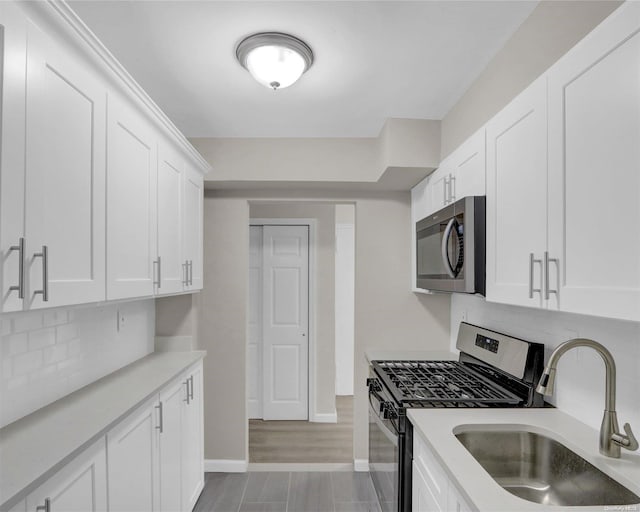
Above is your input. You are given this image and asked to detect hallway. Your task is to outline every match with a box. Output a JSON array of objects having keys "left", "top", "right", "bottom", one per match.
[{"left": 249, "top": 396, "right": 353, "bottom": 463}]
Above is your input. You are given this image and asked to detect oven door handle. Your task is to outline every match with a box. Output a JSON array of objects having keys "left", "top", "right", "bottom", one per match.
[{"left": 369, "top": 399, "right": 399, "bottom": 447}]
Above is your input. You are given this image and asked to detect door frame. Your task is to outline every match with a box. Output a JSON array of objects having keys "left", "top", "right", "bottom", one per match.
[{"left": 248, "top": 218, "right": 318, "bottom": 422}]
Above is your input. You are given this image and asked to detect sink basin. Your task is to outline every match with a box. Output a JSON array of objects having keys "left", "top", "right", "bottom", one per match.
[{"left": 455, "top": 429, "right": 640, "bottom": 506}]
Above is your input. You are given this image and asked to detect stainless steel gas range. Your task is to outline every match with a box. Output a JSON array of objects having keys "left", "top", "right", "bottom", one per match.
[{"left": 367, "top": 322, "right": 546, "bottom": 512}]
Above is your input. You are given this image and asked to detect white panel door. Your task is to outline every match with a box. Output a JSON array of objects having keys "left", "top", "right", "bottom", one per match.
[
  {"left": 262, "top": 225, "right": 309, "bottom": 421},
  {"left": 485, "top": 77, "right": 548, "bottom": 308},
  {"left": 158, "top": 379, "right": 184, "bottom": 512},
  {"left": 106, "top": 94, "right": 157, "bottom": 300},
  {"left": 248, "top": 226, "right": 264, "bottom": 419},
  {"left": 182, "top": 363, "right": 204, "bottom": 512},
  {"left": 24, "top": 21, "right": 106, "bottom": 309},
  {"left": 107, "top": 397, "right": 160, "bottom": 512},
  {"left": 157, "top": 141, "right": 184, "bottom": 294},
  {"left": 26, "top": 439, "right": 107, "bottom": 512},
  {"left": 547, "top": 3, "right": 640, "bottom": 321},
  {"left": 0, "top": 2, "right": 27, "bottom": 312},
  {"left": 183, "top": 165, "right": 203, "bottom": 290}
]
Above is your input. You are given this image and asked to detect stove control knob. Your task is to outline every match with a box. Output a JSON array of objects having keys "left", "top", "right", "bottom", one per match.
[
  {"left": 366, "top": 378, "right": 382, "bottom": 392},
  {"left": 381, "top": 402, "right": 397, "bottom": 420}
]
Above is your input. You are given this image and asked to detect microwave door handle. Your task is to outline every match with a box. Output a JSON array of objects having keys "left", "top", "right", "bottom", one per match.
[{"left": 441, "top": 218, "right": 458, "bottom": 278}]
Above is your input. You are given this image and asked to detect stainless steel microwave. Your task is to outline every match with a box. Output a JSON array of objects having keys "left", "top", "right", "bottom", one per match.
[{"left": 416, "top": 196, "right": 485, "bottom": 294}]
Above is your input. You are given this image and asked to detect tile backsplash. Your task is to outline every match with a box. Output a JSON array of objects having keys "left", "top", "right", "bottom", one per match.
[
  {"left": 0, "top": 300, "right": 155, "bottom": 428},
  {"left": 451, "top": 294, "right": 640, "bottom": 433}
]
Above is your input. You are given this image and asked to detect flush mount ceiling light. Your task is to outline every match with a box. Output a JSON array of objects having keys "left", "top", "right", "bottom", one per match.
[{"left": 236, "top": 32, "right": 314, "bottom": 90}]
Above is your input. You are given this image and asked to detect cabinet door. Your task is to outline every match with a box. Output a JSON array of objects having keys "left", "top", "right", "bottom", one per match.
[
  {"left": 24, "top": 21, "right": 106, "bottom": 309},
  {"left": 427, "top": 166, "right": 451, "bottom": 213},
  {"left": 447, "top": 485, "right": 472, "bottom": 512},
  {"left": 107, "top": 397, "right": 160, "bottom": 512},
  {"left": 183, "top": 166, "right": 203, "bottom": 290},
  {"left": 0, "top": 2, "right": 27, "bottom": 312},
  {"left": 106, "top": 94, "right": 157, "bottom": 300},
  {"left": 158, "top": 379, "right": 185, "bottom": 512},
  {"left": 449, "top": 129, "right": 486, "bottom": 201},
  {"left": 157, "top": 141, "right": 185, "bottom": 294},
  {"left": 485, "top": 77, "right": 548, "bottom": 308},
  {"left": 547, "top": 3, "right": 640, "bottom": 321},
  {"left": 412, "top": 462, "right": 443, "bottom": 512},
  {"left": 182, "top": 363, "right": 204, "bottom": 511},
  {"left": 26, "top": 439, "right": 107, "bottom": 512}
]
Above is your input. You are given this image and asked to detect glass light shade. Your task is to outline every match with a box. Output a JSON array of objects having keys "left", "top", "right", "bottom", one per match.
[
  {"left": 236, "top": 33, "right": 313, "bottom": 90},
  {"left": 245, "top": 45, "right": 306, "bottom": 90}
]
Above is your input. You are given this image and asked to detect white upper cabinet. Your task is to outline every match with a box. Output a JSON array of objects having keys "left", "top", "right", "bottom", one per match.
[
  {"left": 547, "top": 2, "right": 640, "bottom": 321},
  {"left": 183, "top": 165, "right": 204, "bottom": 291},
  {"left": 0, "top": 1, "right": 209, "bottom": 311},
  {"left": 449, "top": 128, "right": 486, "bottom": 201},
  {"left": 24, "top": 20, "right": 106, "bottom": 309},
  {"left": 485, "top": 77, "right": 548, "bottom": 309},
  {"left": 157, "top": 140, "right": 185, "bottom": 295},
  {"left": 0, "top": 2, "right": 27, "bottom": 313},
  {"left": 106, "top": 94, "right": 158, "bottom": 300}
]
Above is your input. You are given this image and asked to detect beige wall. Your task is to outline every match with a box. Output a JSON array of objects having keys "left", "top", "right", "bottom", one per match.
[
  {"left": 195, "top": 196, "right": 250, "bottom": 461},
  {"left": 191, "top": 118, "right": 440, "bottom": 185},
  {"left": 195, "top": 186, "right": 450, "bottom": 462},
  {"left": 440, "top": 0, "right": 622, "bottom": 158},
  {"left": 155, "top": 294, "right": 195, "bottom": 337},
  {"left": 249, "top": 202, "right": 337, "bottom": 416}
]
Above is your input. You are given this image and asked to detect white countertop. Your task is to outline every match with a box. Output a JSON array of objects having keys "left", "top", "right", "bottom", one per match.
[
  {"left": 365, "top": 349, "right": 457, "bottom": 363},
  {"left": 0, "top": 350, "right": 205, "bottom": 508},
  {"left": 407, "top": 408, "right": 640, "bottom": 511}
]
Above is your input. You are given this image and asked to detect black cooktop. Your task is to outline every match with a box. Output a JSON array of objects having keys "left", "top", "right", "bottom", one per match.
[{"left": 372, "top": 360, "right": 523, "bottom": 408}]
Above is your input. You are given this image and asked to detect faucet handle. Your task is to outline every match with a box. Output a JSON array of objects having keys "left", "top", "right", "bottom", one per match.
[{"left": 612, "top": 423, "right": 639, "bottom": 451}]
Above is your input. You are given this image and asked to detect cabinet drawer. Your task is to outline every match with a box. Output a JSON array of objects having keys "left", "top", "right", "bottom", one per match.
[{"left": 413, "top": 432, "right": 448, "bottom": 506}]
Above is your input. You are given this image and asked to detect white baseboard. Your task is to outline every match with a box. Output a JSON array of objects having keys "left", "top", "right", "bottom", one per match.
[
  {"left": 204, "top": 459, "right": 248, "bottom": 473},
  {"left": 248, "top": 462, "right": 354, "bottom": 472},
  {"left": 353, "top": 459, "right": 369, "bottom": 472},
  {"left": 310, "top": 410, "right": 338, "bottom": 423}
]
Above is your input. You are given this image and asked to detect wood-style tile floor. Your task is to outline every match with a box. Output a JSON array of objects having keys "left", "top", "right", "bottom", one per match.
[
  {"left": 249, "top": 396, "right": 353, "bottom": 463},
  {"left": 193, "top": 471, "right": 381, "bottom": 512}
]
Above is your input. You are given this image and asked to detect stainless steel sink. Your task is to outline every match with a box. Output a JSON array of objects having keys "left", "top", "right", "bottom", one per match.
[{"left": 455, "top": 429, "right": 640, "bottom": 506}]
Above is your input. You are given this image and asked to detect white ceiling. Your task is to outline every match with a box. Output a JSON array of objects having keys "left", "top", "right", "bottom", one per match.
[{"left": 69, "top": 1, "right": 537, "bottom": 138}]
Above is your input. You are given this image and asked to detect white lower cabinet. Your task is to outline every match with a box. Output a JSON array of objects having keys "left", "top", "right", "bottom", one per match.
[
  {"left": 106, "top": 361, "right": 203, "bottom": 512},
  {"left": 412, "top": 432, "right": 473, "bottom": 512},
  {"left": 26, "top": 439, "right": 108, "bottom": 512},
  {"left": 107, "top": 397, "right": 160, "bottom": 512},
  {"left": 182, "top": 364, "right": 205, "bottom": 511}
]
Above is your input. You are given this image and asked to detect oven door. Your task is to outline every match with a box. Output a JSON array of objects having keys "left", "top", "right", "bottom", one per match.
[{"left": 369, "top": 386, "right": 400, "bottom": 512}]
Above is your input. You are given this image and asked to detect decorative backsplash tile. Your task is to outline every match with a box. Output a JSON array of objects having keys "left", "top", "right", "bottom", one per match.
[{"left": 0, "top": 300, "right": 155, "bottom": 428}]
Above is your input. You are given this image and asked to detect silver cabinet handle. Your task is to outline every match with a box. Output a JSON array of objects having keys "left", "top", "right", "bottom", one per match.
[
  {"left": 8, "top": 237, "right": 25, "bottom": 299},
  {"left": 443, "top": 176, "right": 450, "bottom": 205},
  {"left": 33, "top": 245, "right": 49, "bottom": 302},
  {"left": 36, "top": 498, "right": 51, "bottom": 512},
  {"left": 183, "top": 379, "right": 190, "bottom": 404},
  {"left": 153, "top": 256, "right": 162, "bottom": 288},
  {"left": 529, "top": 253, "right": 542, "bottom": 298},
  {"left": 188, "top": 260, "right": 193, "bottom": 286},
  {"left": 155, "top": 402, "right": 163, "bottom": 433},
  {"left": 544, "top": 251, "right": 559, "bottom": 300},
  {"left": 449, "top": 174, "right": 456, "bottom": 203},
  {"left": 182, "top": 261, "right": 188, "bottom": 286},
  {"left": 189, "top": 375, "right": 194, "bottom": 401}
]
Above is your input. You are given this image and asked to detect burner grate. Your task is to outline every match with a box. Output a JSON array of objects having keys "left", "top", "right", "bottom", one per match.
[{"left": 374, "top": 360, "right": 522, "bottom": 405}]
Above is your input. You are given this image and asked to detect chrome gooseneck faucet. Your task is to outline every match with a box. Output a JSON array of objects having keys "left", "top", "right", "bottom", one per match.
[{"left": 536, "top": 338, "right": 639, "bottom": 458}]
